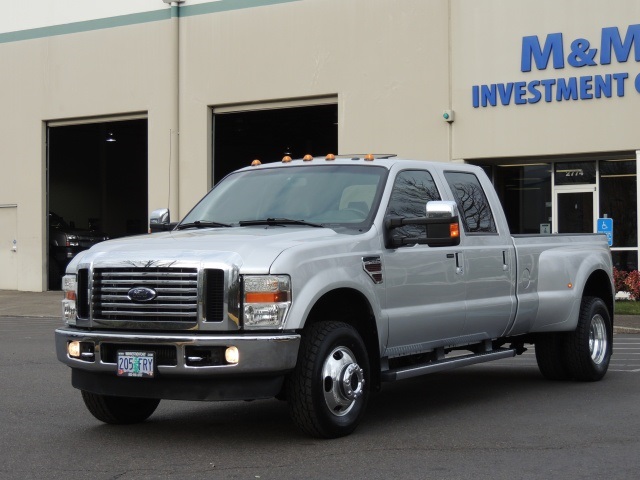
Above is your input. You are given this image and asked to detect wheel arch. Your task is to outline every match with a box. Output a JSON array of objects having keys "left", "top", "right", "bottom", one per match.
[
  {"left": 582, "top": 268, "right": 614, "bottom": 323},
  {"left": 303, "top": 287, "right": 382, "bottom": 391}
]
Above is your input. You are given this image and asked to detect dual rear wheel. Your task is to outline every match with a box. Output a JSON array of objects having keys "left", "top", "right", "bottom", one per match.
[{"left": 535, "top": 296, "right": 612, "bottom": 381}]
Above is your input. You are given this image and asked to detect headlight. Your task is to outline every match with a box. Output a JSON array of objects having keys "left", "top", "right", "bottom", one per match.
[
  {"left": 243, "top": 275, "right": 291, "bottom": 329},
  {"left": 62, "top": 274, "right": 77, "bottom": 325}
]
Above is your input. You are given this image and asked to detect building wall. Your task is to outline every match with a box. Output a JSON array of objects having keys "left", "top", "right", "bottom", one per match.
[
  {"left": 0, "top": 6, "right": 177, "bottom": 290},
  {"left": 0, "top": 0, "right": 451, "bottom": 290},
  {"left": 451, "top": 0, "right": 640, "bottom": 160},
  {"left": 178, "top": 0, "right": 451, "bottom": 212},
  {"left": 1, "top": 0, "right": 639, "bottom": 290}
]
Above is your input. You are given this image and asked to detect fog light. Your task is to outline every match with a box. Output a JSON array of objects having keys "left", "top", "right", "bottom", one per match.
[
  {"left": 68, "top": 341, "right": 81, "bottom": 358},
  {"left": 225, "top": 346, "right": 239, "bottom": 364}
]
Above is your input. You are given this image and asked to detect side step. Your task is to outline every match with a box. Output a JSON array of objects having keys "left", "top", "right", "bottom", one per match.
[{"left": 380, "top": 348, "right": 517, "bottom": 382}]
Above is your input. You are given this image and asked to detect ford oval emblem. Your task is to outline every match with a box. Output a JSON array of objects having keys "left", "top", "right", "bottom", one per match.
[{"left": 128, "top": 287, "right": 157, "bottom": 302}]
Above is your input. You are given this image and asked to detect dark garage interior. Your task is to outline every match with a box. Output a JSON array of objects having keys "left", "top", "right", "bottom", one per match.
[
  {"left": 47, "top": 119, "right": 148, "bottom": 289},
  {"left": 213, "top": 104, "right": 338, "bottom": 183}
]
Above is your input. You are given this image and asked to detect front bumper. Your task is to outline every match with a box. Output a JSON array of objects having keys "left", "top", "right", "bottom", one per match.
[{"left": 55, "top": 328, "right": 300, "bottom": 400}]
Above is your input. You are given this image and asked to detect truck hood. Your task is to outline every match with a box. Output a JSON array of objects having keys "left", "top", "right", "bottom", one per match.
[{"left": 69, "top": 226, "right": 346, "bottom": 273}]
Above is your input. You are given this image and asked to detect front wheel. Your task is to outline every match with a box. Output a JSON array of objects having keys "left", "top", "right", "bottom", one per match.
[
  {"left": 81, "top": 391, "right": 160, "bottom": 424},
  {"left": 287, "top": 321, "right": 370, "bottom": 438},
  {"left": 564, "top": 297, "right": 612, "bottom": 381}
]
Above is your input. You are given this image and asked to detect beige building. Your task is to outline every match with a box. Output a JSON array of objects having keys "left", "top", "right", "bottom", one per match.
[{"left": 1, "top": 0, "right": 639, "bottom": 291}]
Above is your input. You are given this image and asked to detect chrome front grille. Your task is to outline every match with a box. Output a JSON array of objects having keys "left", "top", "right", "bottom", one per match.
[{"left": 92, "top": 268, "right": 199, "bottom": 322}]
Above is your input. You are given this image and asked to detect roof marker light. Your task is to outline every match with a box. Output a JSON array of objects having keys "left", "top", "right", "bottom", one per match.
[
  {"left": 364, "top": 154, "right": 375, "bottom": 161},
  {"left": 251, "top": 159, "right": 262, "bottom": 166},
  {"left": 282, "top": 156, "right": 292, "bottom": 163},
  {"left": 326, "top": 153, "right": 336, "bottom": 161},
  {"left": 303, "top": 154, "right": 313, "bottom": 162}
]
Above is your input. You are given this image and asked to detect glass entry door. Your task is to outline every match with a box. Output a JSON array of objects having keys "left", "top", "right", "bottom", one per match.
[{"left": 554, "top": 188, "right": 596, "bottom": 233}]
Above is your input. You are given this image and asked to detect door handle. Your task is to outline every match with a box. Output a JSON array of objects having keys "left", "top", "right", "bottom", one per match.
[{"left": 455, "top": 252, "right": 464, "bottom": 275}]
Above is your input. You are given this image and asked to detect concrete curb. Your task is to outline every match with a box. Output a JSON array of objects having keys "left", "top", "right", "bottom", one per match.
[{"left": 614, "top": 326, "right": 640, "bottom": 334}]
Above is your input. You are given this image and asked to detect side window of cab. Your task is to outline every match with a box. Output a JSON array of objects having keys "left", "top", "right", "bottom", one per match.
[
  {"left": 386, "top": 170, "right": 441, "bottom": 240},
  {"left": 443, "top": 171, "right": 497, "bottom": 234}
]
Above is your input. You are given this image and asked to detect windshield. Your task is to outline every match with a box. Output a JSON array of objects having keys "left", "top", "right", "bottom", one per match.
[{"left": 180, "top": 165, "right": 388, "bottom": 229}]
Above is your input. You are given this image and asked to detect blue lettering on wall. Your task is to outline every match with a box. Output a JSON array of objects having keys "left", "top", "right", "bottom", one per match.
[
  {"left": 527, "top": 80, "right": 542, "bottom": 103},
  {"left": 613, "top": 72, "right": 629, "bottom": 96},
  {"left": 521, "top": 33, "right": 564, "bottom": 72},
  {"left": 473, "top": 23, "right": 640, "bottom": 108},
  {"left": 601, "top": 25, "right": 640, "bottom": 64},
  {"left": 471, "top": 74, "right": 627, "bottom": 107},
  {"left": 556, "top": 78, "right": 578, "bottom": 101},
  {"left": 594, "top": 75, "right": 612, "bottom": 98},
  {"left": 567, "top": 39, "right": 597, "bottom": 67},
  {"left": 579, "top": 76, "right": 593, "bottom": 99},
  {"left": 540, "top": 79, "right": 556, "bottom": 102}
]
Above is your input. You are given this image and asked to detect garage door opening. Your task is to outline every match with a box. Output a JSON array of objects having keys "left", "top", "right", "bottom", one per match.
[
  {"left": 47, "top": 119, "right": 148, "bottom": 290},
  {"left": 213, "top": 103, "right": 338, "bottom": 183}
]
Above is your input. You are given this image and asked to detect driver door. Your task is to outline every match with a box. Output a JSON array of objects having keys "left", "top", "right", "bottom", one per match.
[{"left": 383, "top": 169, "right": 467, "bottom": 352}]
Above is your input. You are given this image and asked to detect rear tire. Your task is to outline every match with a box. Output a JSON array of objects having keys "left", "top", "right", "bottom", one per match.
[
  {"left": 287, "top": 321, "right": 370, "bottom": 438},
  {"left": 564, "top": 296, "right": 612, "bottom": 381},
  {"left": 81, "top": 391, "right": 160, "bottom": 424},
  {"left": 535, "top": 332, "right": 572, "bottom": 380}
]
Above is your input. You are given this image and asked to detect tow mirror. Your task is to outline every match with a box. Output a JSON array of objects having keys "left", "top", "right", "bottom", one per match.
[
  {"left": 149, "top": 208, "right": 172, "bottom": 233},
  {"left": 384, "top": 201, "right": 461, "bottom": 248},
  {"left": 426, "top": 200, "right": 458, "bottom": 220}
]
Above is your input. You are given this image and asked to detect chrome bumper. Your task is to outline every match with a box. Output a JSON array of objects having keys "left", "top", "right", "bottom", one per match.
[{"left": 55, "top": 327, "right": 300, "bottom": 377}]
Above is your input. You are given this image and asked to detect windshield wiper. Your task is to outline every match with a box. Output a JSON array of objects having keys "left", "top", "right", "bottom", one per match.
[
  {"left": 175, "top": 220, "right": 232, "bottom": 230},
  {"left": 239, "top": 218, "right": 325, "bottom": 228}
]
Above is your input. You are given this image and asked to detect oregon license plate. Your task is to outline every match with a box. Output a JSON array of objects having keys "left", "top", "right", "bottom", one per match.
[{"left": 117, "top": 351, "right": 155, "bottom": 378}]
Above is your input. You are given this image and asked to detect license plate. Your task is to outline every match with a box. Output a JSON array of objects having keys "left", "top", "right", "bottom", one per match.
[{"left": 117, "top": 351, "right": 155, "bottom": 378}]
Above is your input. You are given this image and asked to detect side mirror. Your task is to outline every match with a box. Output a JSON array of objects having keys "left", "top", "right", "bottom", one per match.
[
  {"left": 426, "top": 200, "right": 458, "bottom": 219},
  {"left": 149, "top": 208, "right": 172, "bottom": 233},
  {"left": 385, "top": 200, "right": 461, "bottom": 248}
]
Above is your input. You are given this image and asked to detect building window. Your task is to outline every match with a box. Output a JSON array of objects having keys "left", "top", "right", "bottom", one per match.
[
  {"left": 600, "top": 159, "right": 637, "bottom": 270},
  {"left": 554, "top": 161, "right": 596, "bottom": 185},
  {"left": 476, "top": 155, "right": 638, "bottom": 271},
  {"left": 493, "top": 164, "right": 551, "bottom": 234}
]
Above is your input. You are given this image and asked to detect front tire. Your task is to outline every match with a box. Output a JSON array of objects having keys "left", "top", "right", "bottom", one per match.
[
  {"left": 288, "top": 321, "right": 370, "bottom": 438},
  {"left": 81, "top": 391, "right": 160, "bottom": 424},
  {"left": 564, "top": 296, "right": 612, "bottom": 381}
]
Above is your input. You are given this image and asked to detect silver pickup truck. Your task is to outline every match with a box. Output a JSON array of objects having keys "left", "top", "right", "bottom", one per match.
[{"left": 55, "top": 156, "right": 614, "bottom": 438}]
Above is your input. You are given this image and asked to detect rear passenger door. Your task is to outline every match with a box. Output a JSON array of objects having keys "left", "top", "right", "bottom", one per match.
[
  {"left": 383, "top": 169, "right": 467, "bottom": 353},
  {"left": 442, "top": 170, "right": 516, "bottom": 339}
]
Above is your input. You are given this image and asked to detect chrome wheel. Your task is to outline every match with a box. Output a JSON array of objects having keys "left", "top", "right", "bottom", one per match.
[
  {"left": 321, "top": 346, "right": 365, "bottom": 417},
  {"left": 589, "top": 314, "right": 608, "bottom": 365},
  {"left": 288, "top": 321, "right": 370, "bottom": 438},
  {"left": 565, "top": 296, "right": 611, "bottom": 382}
]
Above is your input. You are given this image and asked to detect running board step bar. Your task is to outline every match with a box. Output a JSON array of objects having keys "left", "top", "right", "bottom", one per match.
[{"left": 381, "top": 348, "right": 517, "bottom": 382}]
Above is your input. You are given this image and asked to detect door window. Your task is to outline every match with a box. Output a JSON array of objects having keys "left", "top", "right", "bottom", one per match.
[
  {"left": 444, "top": 171, "right": 497, "bottom": 234},
  {"left": 556, "top": 191, "right": 594, "bottom": 233},
  {"left": 386, "top": 170, "right": 441, "bottom": 241}
]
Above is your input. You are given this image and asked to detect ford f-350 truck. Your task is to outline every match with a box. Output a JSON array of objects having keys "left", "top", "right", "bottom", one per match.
[{"left": 55, "top": 156, "right": 614, "bottom": 438}]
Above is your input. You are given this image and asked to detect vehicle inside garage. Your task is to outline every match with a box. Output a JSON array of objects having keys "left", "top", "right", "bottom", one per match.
[{"left": 47, "top": 119, "right": 148, "bottom": 289}]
